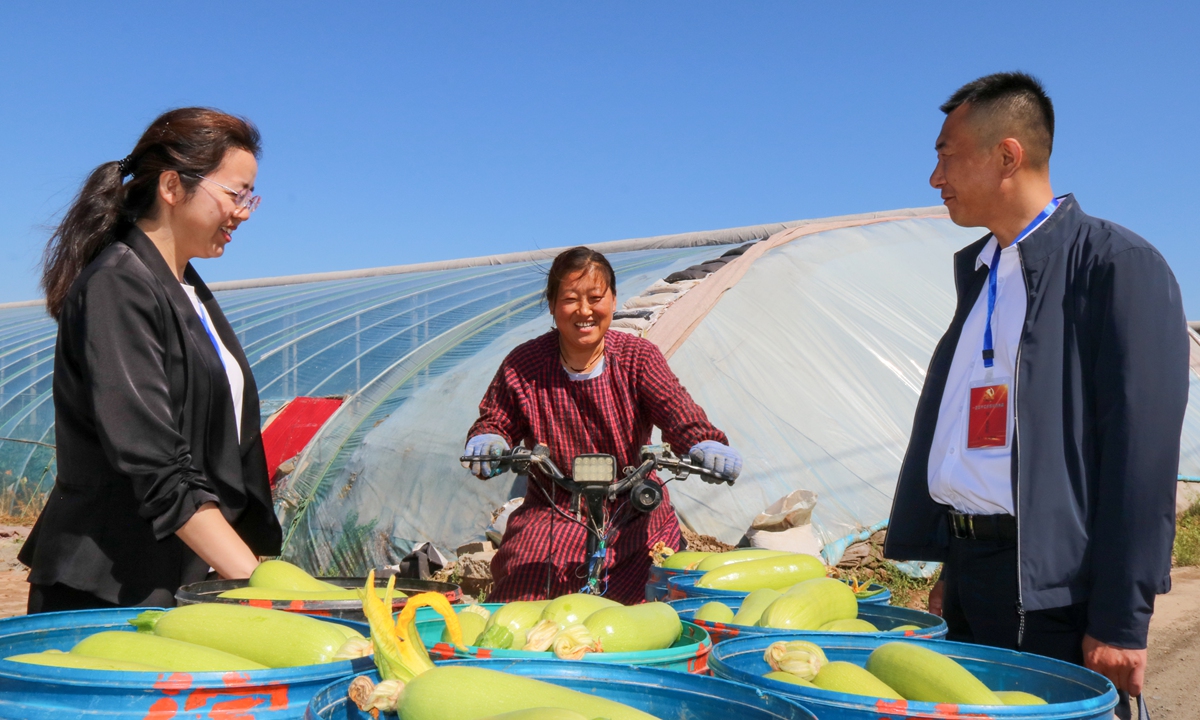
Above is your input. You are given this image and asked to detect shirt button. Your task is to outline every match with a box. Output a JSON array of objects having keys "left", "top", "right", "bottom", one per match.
[{"left": 949, "top": 447, "right": 956, "bottom": 455}]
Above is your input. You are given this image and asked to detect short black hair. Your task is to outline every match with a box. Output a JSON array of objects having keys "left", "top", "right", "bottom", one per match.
[
  {"left": 545, "top": 246, "right": 617, "bottom": 305},
  {"left": 941, "top": 72, "right": 1054, "bottom": 168}
]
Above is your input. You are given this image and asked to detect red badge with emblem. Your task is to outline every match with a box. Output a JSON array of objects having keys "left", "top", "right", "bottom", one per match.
[{"left": 966, "top": 381, "right": 1009, "bottom": 449}]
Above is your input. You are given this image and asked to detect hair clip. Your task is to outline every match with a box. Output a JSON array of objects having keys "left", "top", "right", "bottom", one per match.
[{"left": 116, "top": 155, "right": 133, "bottom": 177}]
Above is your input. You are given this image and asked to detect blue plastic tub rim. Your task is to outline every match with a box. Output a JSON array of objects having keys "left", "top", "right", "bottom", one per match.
[
  {"left": 0, "top": 606, "right": 373, "bottom": 688},
  {"left": 709, "top": 632, "right": 1118, "bottom": 719},
  {"left": 306, "top": 662, "right": 819, "bottom": 720}
]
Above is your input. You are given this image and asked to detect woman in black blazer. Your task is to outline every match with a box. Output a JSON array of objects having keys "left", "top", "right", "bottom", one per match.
[{"left": 19, "top": 108, "right": 282, "bottom": 612}]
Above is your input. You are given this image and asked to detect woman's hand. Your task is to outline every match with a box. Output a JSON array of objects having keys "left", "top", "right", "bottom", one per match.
[
  {"left": 462, "top": 434, "right": 510, "bottom": 479},
  {"left": 689, "top": 441, "right": 744, "bottom": 482},
  {"left": 176, "top": 503, "right": 260, "bottom": 579}
]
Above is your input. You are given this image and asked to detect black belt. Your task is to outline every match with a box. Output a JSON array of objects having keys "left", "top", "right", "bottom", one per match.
[{"left": 947, "top": 509, "right": 1017, "bottom": 542}]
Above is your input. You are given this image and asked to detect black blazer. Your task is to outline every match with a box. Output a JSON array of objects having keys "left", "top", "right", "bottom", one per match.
[{"left": 20, "top": 227, "right": 282, "bottom": 606}]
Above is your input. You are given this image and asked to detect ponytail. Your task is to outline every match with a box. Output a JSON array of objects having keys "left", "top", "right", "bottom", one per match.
[
  {"left": 40, "top": 107, "right": 261, "bottom": 320},
  {"left": 40, "top": 161, "right": 129, "bottom": 319}
]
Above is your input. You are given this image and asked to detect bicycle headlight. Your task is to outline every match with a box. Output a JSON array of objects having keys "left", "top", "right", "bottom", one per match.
[{"left": 572, "top": 454, "right": 616, "bottom": 486}]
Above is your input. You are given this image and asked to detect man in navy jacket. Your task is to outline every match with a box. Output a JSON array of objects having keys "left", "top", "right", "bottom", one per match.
[{"left": 884, "top": 72, "right": 1189, "bottom": 699}]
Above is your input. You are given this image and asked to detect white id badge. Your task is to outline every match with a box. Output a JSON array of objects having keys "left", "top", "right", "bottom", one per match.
[{"left": 965, "top": 375, "right": 1012, "bottom": 450}]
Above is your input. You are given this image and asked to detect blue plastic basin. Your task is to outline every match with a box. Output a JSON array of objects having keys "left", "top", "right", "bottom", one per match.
[
  {"left": 647, "top": 567, "right": 704, "bottom": 601},
  {"left": 668, "top": 596, "right": 946, "bottom": 643},
  {"left": 710, "top": 633, "right": 1117, "bottom": 720},
  {"left": 305, "top": 661, "right": 818, "bottom": 720},
  {"left": 413, "top": 602, "right": 713, "bottom": 673},
  {"left": 0, "top": 607, "right": 372, "bottom": 719},
  {"left": 667, "top": 574, "right": 892, "bottom": 605}
]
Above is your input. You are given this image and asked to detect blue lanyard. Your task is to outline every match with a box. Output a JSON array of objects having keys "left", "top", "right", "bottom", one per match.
[
  {"left": 195, "top": 303, "right": 227, "bottom": 370},
  {"left": 982, "top": 197, "right": 1061, "bottom": 368}
]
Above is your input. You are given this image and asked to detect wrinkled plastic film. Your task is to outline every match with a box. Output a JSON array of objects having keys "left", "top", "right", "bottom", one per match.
[{"left": 665, "top": 218, "right": 984, "bottom": 558}]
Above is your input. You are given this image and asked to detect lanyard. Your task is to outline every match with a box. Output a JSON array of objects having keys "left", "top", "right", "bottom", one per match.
[
  {"left": 195, "top": 303, "right": 227, "bottom": 370},
  {"left": 982, "top": 197, "right": 1061, "bottom": 368}
]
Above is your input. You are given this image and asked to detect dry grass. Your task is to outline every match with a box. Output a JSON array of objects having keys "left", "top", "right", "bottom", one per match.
[
  {"left": 1174, "top": 503, "right": 1200, "bottom": 567},
  {"left": 836, "top": 561, "right": 939, "bottom": 610},
  {"left": 0, "top": 513, "right": 33, "bottom": 528}
]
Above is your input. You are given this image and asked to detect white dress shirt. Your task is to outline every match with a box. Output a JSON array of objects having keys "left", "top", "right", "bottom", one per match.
[
  {"left": 926, "top": 236, "right": 1028, "bottom": 516},
  {"left": 181, "top": 284, "right": 245, "bottom": 437}
]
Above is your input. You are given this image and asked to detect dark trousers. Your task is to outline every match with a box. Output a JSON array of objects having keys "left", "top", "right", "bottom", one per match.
[
  {"left": 942, "top": 534, "right": 1088, "bottom": 665},
  {"left": 27, "top": 583, "right": 120, "bottom": 614}
]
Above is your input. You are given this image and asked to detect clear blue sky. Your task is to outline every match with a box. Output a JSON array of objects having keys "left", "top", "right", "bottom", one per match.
[{"left": 2, "top": 2, "right": 1196, "bottom": 315}]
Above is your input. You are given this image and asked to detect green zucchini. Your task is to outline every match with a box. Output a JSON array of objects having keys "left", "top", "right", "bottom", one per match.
[
  {"left": 71, "top": 631, "right": 267, "bottom": 671},
  {"left": 812, "top": 661, "right": 903, "bottom": 698},
  {"left": 540, "top": 593, "right": 620, "bottom": 629},
  {"left": 485, "top": 600, "right": 550, "bottom": 649},
  {"left": 865, "top": 642, "right": 1002, "bottom": 705},
  {"left": 696, "top": 554, "right": 826, "bottom": 592},
  {"left": 764, "top": 670, "right": 816, "bottom": 687},
  {"left": 757, "top": 577, "right": 857, "bottom": 630},
  {"left": 479, "top": 711, "right": 591, "bottom": 720},
  {"left": 397, "top": 665, "right": 657, "bottom": 720},
  {"left": 693, "top": 601, "right": 734, "bottom": 624},
  {"left": 131, "top": 604, "right": 364, "bottom": 668},
  {"left": 582, "top": 602, "right": 681, "bottom": 653},
  {"left": 444, "top": 610, "right": 488, "bottom": 646},
  {"left": 476, "top": 624, "right": 514, "bottom": 649},
  {"left": 660, "top": 551, "right": 713, "bottom": 570},
  {"left": 994, "top": 690, "right": 1048, "bottom": 705},
  {"left": 7, "top": 650, "right": 168, "bottom": 672},
  {"left": 731, "top": 588, "right": 781, "bottom": 626},
  {"left": 217, "top": 586, "right": 402, "bottom": 601},
  {"left": 693, "top": 549, "right": 793, "bottom": 573},
  {"left": 818, "top": 618, "right": 879, "bottom": 633},
  {"left": 249, "top": 559, "right": 342, "bottom": 592}
]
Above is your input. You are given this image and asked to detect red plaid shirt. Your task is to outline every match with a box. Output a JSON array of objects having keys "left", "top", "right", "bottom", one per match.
[{"left": 468, "top": 330, "right": 728, "bottom": 604}]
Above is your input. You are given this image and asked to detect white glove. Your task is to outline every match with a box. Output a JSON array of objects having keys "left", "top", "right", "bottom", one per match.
[
  {"left": 689, "top": 440, "right": 743, "bottom": 483},
  {"left": 462, "top": 434, "right": 510, "bottom": 479}
]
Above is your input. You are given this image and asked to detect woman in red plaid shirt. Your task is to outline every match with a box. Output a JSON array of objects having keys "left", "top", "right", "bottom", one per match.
[{"left": 462, "top": 247, "right": 742, "bottom": 604}]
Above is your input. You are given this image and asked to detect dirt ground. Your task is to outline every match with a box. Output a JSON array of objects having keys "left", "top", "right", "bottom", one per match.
[
  {"left": 1143, "top": 565, "right": 1200, "bottom": 718},
  {"left": 0, "top": 530, "right": 1195, "bottom": 715},
  {"left": 0, "top": 527, "right": 29, "bottom": 617}
]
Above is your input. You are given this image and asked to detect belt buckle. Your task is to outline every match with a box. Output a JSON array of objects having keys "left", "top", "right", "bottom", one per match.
[{"left": 950, "top": 512, "right": 976, "bottom": 540}]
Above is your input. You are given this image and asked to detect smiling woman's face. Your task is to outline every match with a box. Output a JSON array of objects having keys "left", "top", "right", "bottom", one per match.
[
  {"left": 552, "top": 266, "right": 615, "bottom": 353},
  {"left": 175, "top": 147, "right": 258, "bottom": 262}
]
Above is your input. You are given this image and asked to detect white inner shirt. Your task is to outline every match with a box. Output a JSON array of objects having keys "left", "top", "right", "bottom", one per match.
[
  {"left": 180, "top": 284, "right": 245, "bottom": 438},
  {"left": 564, "top": 356, "right": 606, "bottom": 381},
  {"left": 926, "top": 236, "right": 1027, "bottom": 516}
]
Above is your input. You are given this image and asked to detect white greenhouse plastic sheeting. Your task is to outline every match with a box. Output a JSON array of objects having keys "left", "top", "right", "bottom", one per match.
[{"left": 665, "top": 217, "right": 984, "bottom": 561}]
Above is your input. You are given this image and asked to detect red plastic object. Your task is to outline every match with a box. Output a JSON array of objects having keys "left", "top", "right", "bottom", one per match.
[{"left": 261, "top": 397, "right": 343, "bottom": 484}]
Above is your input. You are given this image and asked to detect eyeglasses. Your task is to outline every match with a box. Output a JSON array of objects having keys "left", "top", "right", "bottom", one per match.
[{"left": 188, "top": 174, "right": 262, "bottom": 213}]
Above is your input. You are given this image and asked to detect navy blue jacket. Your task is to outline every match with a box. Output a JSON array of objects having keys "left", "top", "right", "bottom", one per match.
[{"left": 884, "top": 195, "right": 1189, "bottom": 649}]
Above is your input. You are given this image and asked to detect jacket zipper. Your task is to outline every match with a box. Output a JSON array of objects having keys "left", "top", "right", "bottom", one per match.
[{"left": 1013, "top": 243, "right": 1030, "bottom": 648}]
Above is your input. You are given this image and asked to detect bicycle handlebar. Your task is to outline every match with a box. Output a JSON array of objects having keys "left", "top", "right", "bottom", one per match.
[{"left": 459, "top": 443, "right": 733, "bottom": 493}]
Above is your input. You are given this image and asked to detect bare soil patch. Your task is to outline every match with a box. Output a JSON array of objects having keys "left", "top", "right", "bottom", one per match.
[
  {"left": 1144, "top": 566, "right": 1200, "bottom": 718},
  {"left": 0, "top": 526, "right": 29, "bottom": 618}
]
